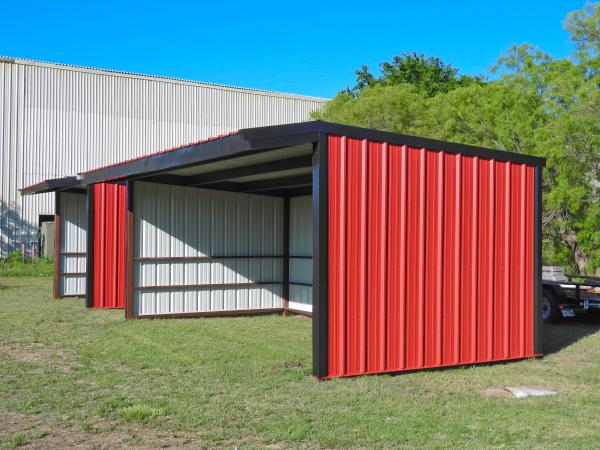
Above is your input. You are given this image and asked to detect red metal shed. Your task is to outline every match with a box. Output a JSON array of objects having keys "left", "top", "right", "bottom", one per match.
[
  {"left": 327, "top": 135, "right": 537, "bottom": 377},
  {"left": 21, "top": 121, "right": 545, "bottom": 379}
]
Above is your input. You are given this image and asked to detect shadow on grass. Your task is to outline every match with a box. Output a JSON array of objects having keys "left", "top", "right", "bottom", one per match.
[{"left": 543, "top": 313, "right": 600, "bottom": 356}]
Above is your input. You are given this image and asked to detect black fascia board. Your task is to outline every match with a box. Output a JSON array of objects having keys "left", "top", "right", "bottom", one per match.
[
  {"left": 80, "top": 133, "right": 250, "bottom": 185},
  {"left": 78, "top": 120, "right": 546, "bottom": 186},
  {"left": 20, "top": 176, "right": 82, "bottom": 196},
  {"left": 242, "top": 121, "right": 547, "bottom": 167}
]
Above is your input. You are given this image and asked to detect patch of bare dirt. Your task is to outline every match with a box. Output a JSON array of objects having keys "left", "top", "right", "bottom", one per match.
[
  {"left": 269, "top": 360, "right": 305, "bottom": 373},
  {"left": 0, "top": 410, "right": 204, "bottom": 449},
  {"left": 1, "top": 343, "right": 74, "bottom": 373},
  {"left": 291, "top": 314, "right": 310, "bottom": 320},
  {"left": 281, "top": 360, "right": 303, "bottom": 369}
]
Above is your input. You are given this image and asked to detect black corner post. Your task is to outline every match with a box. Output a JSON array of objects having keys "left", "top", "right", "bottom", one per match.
[
  {"left": 53, "top": 192, "right": 61, "bottom": 300},
  {"left": 534, "top": 165, "right": 543, "bottom": 355},
  {"left": 85, "top": 184, "right": 95, "bottom": 308},
  {"left": 125, "top": 180, "right": 134, "bottom": 319},
  {"left": 312, "top": 133, "right": 329, "bottom": 378},
  {"left": 282, "top": 196, "right": 290, "bottom": 316}
]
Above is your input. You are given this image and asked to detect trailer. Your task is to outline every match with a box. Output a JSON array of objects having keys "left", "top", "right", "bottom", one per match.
[{"left": 542, "top": 266, "right": 600, "bottom": 322}]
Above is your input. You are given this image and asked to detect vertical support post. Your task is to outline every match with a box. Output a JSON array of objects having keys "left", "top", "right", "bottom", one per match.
[
  {"left": 533, "top": 165, "right": 543, "bottom": 355},
  {"left": 312, "top": 133, "right": 329, "bottom": 378},
  {"left": 125, "top": 180, "right": 135, "bottom": 319},
  {"left": 282, "top": 196, "right": 290, "bottom": 316},
  {"left": 53, "top": 192, "right": 60, "bottom": 299},
  {"left": 85, "top": 185, "right": 95, "bottom": 308}
]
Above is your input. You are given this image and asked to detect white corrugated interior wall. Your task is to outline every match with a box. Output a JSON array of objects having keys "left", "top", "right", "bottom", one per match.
[
  {"left": 289, "top": 195, "right": 312, "bottom": 312},
  {"left": 58, "top": 191, "right": 87, "bottom": 296},
  {"left": 0, "top": 58, "right": 325, "bottom": 256},
  {"left": 133, "top": 181, "right": 284, "bottom": 316}
]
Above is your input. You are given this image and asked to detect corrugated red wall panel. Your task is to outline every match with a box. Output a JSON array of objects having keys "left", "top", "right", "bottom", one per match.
[
  {"left": 93, "top": 182, "right": 127, "bottom": 309},
  {"left": 327, "top": 135, "right": 538, "bottom": 378}
]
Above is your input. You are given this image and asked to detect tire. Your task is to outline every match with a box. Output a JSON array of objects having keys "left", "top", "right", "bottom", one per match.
[{"left": 542, "top": 289, "right": 560, "bottom": 323}]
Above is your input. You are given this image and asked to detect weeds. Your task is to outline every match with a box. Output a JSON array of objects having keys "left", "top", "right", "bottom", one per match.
[{"left": 0, "top": 251, "right": 53, "bottom": 277}]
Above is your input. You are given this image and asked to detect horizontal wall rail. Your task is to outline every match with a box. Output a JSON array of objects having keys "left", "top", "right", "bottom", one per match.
[
  {"left": 133, "top": 282, "right": 282, "bottom": 290},
  {"left": 131, "top": 308, "right": 285, "bottom": 319},
  {"left": 134, "top": 255, "right": 283, "bottom": 261}
]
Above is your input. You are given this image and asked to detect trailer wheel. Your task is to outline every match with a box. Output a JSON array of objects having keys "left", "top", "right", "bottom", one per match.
[{"left": 542, "top": 289, "right": 560, "bottom": 323}]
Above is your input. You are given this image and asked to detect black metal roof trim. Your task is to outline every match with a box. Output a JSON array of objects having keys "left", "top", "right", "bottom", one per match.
[
  {"left": 240, "top": 121, "right": 547, "bottom": 167},
  {"left": 80, "top": 121, "right": 544, "bottom": 186},
  {"left": 80, "top": 133, "right": 250, "bottom": 185},
  {"left": 20, "top": 176, "right": 82, "bottom": 196}
]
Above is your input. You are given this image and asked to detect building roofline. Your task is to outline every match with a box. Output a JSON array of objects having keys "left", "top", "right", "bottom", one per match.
[{"left": 0, "top": 56, "right": 329, "bottom": 102}]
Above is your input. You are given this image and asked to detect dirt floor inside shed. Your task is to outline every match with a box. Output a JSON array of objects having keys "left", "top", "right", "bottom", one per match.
[{"left": 2, "top": 276, "right": 600, "bottom": 448}]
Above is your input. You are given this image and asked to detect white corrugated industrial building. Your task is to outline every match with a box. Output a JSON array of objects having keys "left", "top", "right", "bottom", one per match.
[{"left": 0, "top": 56, "right": 326, "bottom": 256}]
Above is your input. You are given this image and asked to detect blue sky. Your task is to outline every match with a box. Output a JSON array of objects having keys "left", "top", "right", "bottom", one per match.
[{"left": 1, "top": 0, "right": 584, "bottom": 98}]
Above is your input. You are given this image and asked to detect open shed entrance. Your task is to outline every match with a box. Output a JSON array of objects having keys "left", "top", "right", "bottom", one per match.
[
  {"left": 124, "top": 142, "right": 315, "bottom": 318},
  {"left": 55, "top": 190, "right": 87, "bottom": 298}
]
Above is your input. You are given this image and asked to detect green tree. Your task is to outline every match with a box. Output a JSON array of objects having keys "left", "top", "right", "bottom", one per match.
[
  {"left": 351, "top": 52, "right": 483, "bottom": 97},
  {"left": 316, "top": 84, "right": 425, "bottom": 133},
  {"left": 565, "top": 1, "right": 600, "bottom": 56}
]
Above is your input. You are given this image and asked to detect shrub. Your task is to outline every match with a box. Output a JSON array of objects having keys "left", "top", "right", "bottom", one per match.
[{"left": 0, "top": 251, "right": 54, "bottom": 277}]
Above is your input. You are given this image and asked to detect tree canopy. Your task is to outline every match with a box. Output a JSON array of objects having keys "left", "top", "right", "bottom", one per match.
[
  {"left": 314, "top": 2, "right": 600, "bottom": 274},
  {"left": 350, "top": 52, "right": 483, "bottom": 97}
]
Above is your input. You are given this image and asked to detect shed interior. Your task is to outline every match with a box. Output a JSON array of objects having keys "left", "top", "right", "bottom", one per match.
[
  {"left": 126, "top": 142, "right": 315, "bottom": 318},
  {"left": 55, "top": 190, "right": 87, "bottom": 298}
]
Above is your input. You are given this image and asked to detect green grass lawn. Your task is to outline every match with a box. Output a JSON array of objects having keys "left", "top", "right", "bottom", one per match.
[{"left": 2, "top": 276, "right": 600, "bottom": 448}]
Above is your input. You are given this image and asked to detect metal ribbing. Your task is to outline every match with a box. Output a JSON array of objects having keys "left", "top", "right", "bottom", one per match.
[
  {"left": 436, "top": 150, "right": 444, "bottom": 366},
  {"left": 454, "top": 154, "right": 462, "bottom": 365},
  {"left": 289, "top": 196, "right": 313, "bottom": 313},
  {"left": 93, "top": 183, "right": 127, "bottom": 309},
  {"left": 359, "top": 139, "right": 368, "bottom": 374},
  {"left": 0, "top": 59, "right": 325, "bottom": 256},
  {"left": 379, "top": 143, "right": 388, "bottom": 371},
  {"left": 417, "top": 149, "right": 426, "bottom": 368},
  {"left": 57, "top": 191, "right": 87, "bottom": 296},
  {"left": 504, "top": 163, "right": 511, "bottom": 359},
  {"left": 132, "top": 181, "right": 284, "bottom": 316},
  {"left": 398, "top": 145, "right": 408, "bottom": 371},
  {"left": 472, "top": 157, "right": 480, "bottom": 362},
  {"left": 520, "top": 164, "right": 527, "bottom": 356},
  {"left": 326, "top": 135, "right": 538, "bottom": 378},
  {"left": 488, "top": 160, "right": 495, "bottom": 359}
]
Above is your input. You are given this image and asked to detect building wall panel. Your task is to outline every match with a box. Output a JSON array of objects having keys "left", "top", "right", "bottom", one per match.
[
  {"left": 2, "top": 58, "right": 324, "bottom": 256},
  {"left": 289, "top": 195, "right": 312, "bottom": 312},
  {"left": 327, "top": 134, "right": 538, "bottom": 378},
  {"left": 57, "top": 191, "right": 86, "bottom": 296},
  {"left": 132, "top": 181, "right": 284, "bottom": 316}
]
